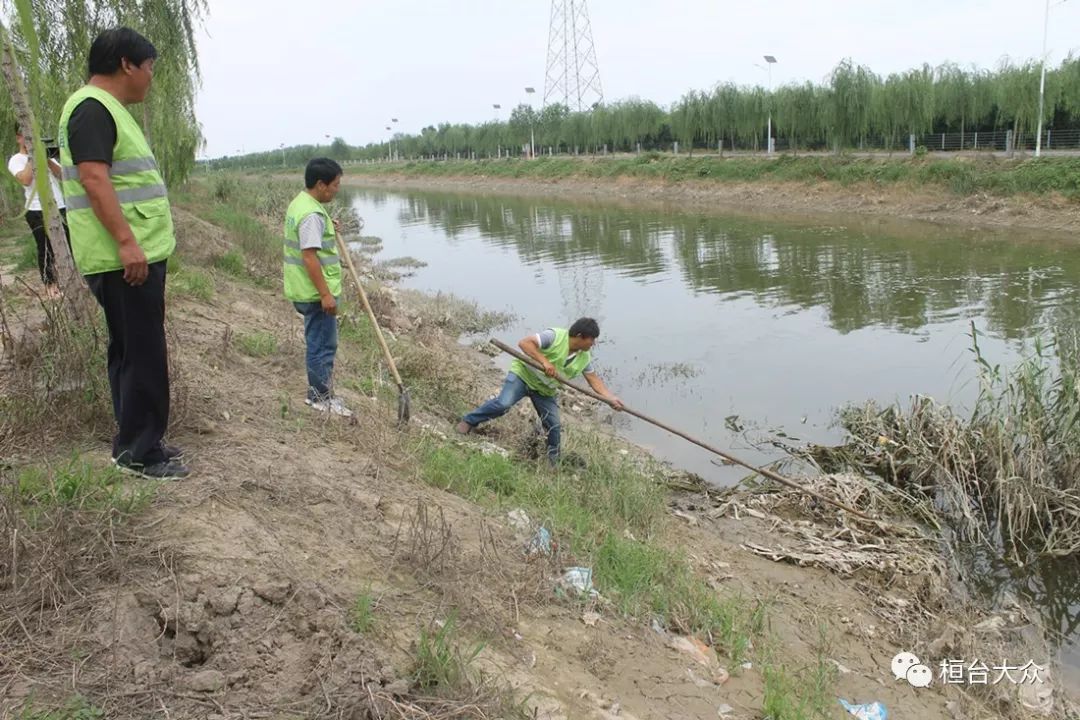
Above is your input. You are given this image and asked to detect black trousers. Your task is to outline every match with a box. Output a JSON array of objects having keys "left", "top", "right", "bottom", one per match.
[
  {"left": 24, "top": 208, "right": 71, "bottom": 285},
  {"left": 85, "top": 260, "right": 170, "bottom": 465}
]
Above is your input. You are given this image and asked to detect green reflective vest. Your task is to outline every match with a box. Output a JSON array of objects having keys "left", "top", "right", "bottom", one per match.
[
  {"left": 510, "top": 327, "right": 592, "bottom": 397},
  {"left": 58, "top": 85, "right": 174, "bottom": 276},
  {"left": 283, "top": 191, "right": 341, "bottom": 302}
]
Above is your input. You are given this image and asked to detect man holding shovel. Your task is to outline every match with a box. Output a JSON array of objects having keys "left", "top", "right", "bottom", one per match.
[
  {"left": 456, "top": 318, "right": 623, "bottom": 464},
  {"left": 284, "top": 157, "right": 353, "bottom": 417}
]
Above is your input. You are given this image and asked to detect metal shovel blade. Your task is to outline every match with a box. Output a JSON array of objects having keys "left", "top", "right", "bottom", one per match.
[{"left": 397, "top": 387, "right": 411, "bottom": 425}]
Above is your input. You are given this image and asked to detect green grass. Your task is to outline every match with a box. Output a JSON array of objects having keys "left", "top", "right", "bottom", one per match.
[
  {"left": 205, "top": 202, "right": 282, "bottom": 276},
  {"left": 15, "top": 697, "right": 104, "bottom": 720},
  {"left": 236, "top": 330, "right": 278, "bottom": 358},
  {"left": 212, "top": 249, "right": 247, "bottom": 277},
  {"left": 15, "top": 237, "right": 37, "bottom": 270},
  {"left": 412, "top": 612, "right": 484, "bottom": 692},
  {"left": 419, "top": 437, "right": 764, "bottom": 660},
  {"left": 760, "top": 628, "right": 839, "bottom": 720},
  {"left": 14, "top": 458, "right": 155, "bottom": 523},
  {"left": 346, "top": 154, "right": 1080, "bottom": 198},
  {"left": 170, "top": 265, "right": 214, "bottom": 301},
  {"left": 349, "top": 590, "right": 375, "bottom": 634}
]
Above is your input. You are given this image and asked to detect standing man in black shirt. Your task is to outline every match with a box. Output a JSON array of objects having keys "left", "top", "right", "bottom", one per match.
[{"left": 58, "top": 27, "right": 188, "bottom": 480}]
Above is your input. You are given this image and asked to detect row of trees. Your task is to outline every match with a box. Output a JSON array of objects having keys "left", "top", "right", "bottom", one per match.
[{"left": 212, "top": 55, "right": 1080, "bottom": 168}]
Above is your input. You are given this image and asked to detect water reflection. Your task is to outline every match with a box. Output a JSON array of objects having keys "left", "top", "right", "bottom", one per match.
[{"left": 381, "top": 191, "right": 1078, "bottom": 339}]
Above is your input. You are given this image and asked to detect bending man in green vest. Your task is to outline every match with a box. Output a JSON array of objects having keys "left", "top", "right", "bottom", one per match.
[
  {"left": 456, "top": 318, "right": 623, "bottom": 463},
  {"left": 59, "top": 27, "right": 188, "bottom": 480},
  {"left": 284, "top": 158, "right": 352, "bottom": 417}
]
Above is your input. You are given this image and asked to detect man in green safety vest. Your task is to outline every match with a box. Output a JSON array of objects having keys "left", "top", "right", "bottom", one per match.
[
  {"left": 59, "top": 27, "right": 188, "bottom": 480},
  {"left": 456, "top": 318, "right": 623, "bottom": 464},
  {"left": 284, "top": 158, "right": 352, "bottom": 417}
]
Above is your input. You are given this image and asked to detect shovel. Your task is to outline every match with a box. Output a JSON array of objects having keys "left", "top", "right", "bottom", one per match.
[{"left": 335, "top": 232, "right": 410, "bottom": 424}]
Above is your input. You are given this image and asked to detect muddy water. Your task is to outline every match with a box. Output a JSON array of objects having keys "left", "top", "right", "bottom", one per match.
[{"left": 345, "top": 187, "right": 1080, "bottom": 682}]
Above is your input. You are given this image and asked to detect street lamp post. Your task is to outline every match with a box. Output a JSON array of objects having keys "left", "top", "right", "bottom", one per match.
[
  {"left": 385, "top": 126, "right": 392, "bottom": 162},
  {"left": 493, "top": 104, "right": 502, "bottom": 158},
  {"left": 391, "top": 118, "right": 399, "bottom": 161},
  {"left": 524, "top": 87, "right": 536, "bottom": 159},
  {"left": 762, "top": 55, "right": 778, "bottom": 154},
  {"left": 1036, "top": 0, "right": 1069, "bottom": 158}
]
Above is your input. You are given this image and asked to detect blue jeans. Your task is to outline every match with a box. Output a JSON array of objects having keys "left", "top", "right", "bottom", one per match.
[
  {"left": 463, "top": 372, "right": 561, "bottom": 462},
  {"left": 294, "top": 299, "right": 338, "bottom": 402}
]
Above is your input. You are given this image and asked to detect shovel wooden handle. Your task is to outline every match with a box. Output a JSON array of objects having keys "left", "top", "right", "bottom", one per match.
[
  {"left": 490, "top": 338, "right": 885, "bottom": 524},
  {"left": 336, "top": 232, "right": 404, "bottom": 389}
]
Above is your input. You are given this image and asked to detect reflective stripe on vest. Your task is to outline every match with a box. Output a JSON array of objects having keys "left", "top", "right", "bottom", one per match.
[
  {"left": 58, "top": 85, "right": 174, "bottom": 275},
  {"left": 65, "top": 183, "right": 168, "bottom": 210},
  {"left": 60, "top": 155, "right": 159, "bottom": 182},
  {"left": 284, "top": 254, "right": 340, "bottom": 267}
]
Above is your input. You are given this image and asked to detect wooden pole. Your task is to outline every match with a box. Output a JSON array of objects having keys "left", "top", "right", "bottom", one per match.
[{"left": 490, "top": 338, "right": 883, "bottom": 523}]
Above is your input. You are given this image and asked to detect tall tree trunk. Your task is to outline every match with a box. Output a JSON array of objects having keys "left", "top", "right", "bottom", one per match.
[{"left": 0, "top": 20, "right": 80, "bottom": 302}]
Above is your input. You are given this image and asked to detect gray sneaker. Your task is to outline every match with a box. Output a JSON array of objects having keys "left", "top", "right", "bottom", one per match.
[
  {"left": 115, "top": 457, "right": 191, "bottom": 481},
  {"left": 306, "top": 396, "right": 354, "bottom": 418}
]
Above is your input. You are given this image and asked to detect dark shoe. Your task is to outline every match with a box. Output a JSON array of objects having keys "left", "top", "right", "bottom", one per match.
[
  {"left": 161, "top": 442, "right": 185, "bottom": 462},
  {"left": 113, "top": 442, "right": 184, "bottom": 463},
  {"left": 455, "top": 421, "right": 474, "bottom": 435},
  {"left": 116, "top": 457, "right": 190, "bottom": 481}
]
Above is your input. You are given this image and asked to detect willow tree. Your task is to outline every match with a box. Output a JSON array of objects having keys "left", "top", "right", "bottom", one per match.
[
  {"left": 0, "top": 1, "right": 206, "bottom": 302},
  {"left": 10, "top": 0, "right": 206, "bottom": 184},
  {"left": 936, "top": 63, "right": 992, "bottom": 144},
  {"left": 0, "top": 4, "right": 72, "bottom": 289},
  {"left": 773, "top": 82, "right": 821, "bottom": 153},
  {"left": 827, "top": 59, "right": 880, "bottom": 151},
  {"left": 1060, "top": 54, "right": 1080, "bottom": 120},
  {"left": 888, "top": 65, "right": 935, "bottom": 143},
  {"left": 996, "top": 60, "right": 1043, "bottom": 142}
]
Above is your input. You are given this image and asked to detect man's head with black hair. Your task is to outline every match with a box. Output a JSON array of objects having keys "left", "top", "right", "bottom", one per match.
[
  {"left": 569, "top": 317, "right": 600, "bottom": 339},
  {"left": 87, "top": 27, "right": 158, "bottom": 104},
  {"left": 305, "top": 158, "right": 343, "bottom": 202},
  {"left": 568, "top": 317, "right": 600, "bottom": 351}
]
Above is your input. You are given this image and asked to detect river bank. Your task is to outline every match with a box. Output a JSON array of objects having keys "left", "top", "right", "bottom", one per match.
[
  {"left": 0, "top": 178, "right": 1074, "bottom": 719},
  {"left": 340, "top": 156, "right": 1080, "bottom": 235}
]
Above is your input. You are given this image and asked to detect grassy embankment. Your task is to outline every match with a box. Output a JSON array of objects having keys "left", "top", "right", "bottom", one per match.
[
  {"left": 3, "top": 177, "right": 830, "bottom": 718},
  {"left": 345, "top": 153, "right": 1080, "bottom": 198}
]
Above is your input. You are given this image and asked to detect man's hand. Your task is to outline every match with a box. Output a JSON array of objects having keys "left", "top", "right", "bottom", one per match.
[
  {"left": 608, "top": 395, "right": 624, "bottom": 411},
  {"left": 333, "top": 219, "right": 342, "bottom": 235},
  {"left": 320, "top": 293, "right": 337, "bottom": 316},
  {"left": 119, "top": 241, "right": 149, "bottom": 286},
  {"left": 542, "top": 359, "right": 557, "bottom": 377}
]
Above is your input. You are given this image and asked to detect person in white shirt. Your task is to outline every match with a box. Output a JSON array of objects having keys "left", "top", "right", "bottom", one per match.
[{"left": 8, "top": 127, "right": 71, "bottom": 298}]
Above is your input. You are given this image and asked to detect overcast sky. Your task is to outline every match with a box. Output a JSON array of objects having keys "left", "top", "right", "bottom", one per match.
[{"left": 193, "top": 0, "right": 1080, "bottom": 158}]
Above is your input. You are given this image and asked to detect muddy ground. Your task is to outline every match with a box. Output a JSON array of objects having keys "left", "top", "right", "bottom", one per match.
[{"left": 0, "top": 196, "right": 1072, "bottom": 720}]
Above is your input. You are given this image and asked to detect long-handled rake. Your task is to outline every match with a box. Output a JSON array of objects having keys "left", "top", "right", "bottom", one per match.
[{"left": 335, "top": 233, "right": 410, "bottom": 424}]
